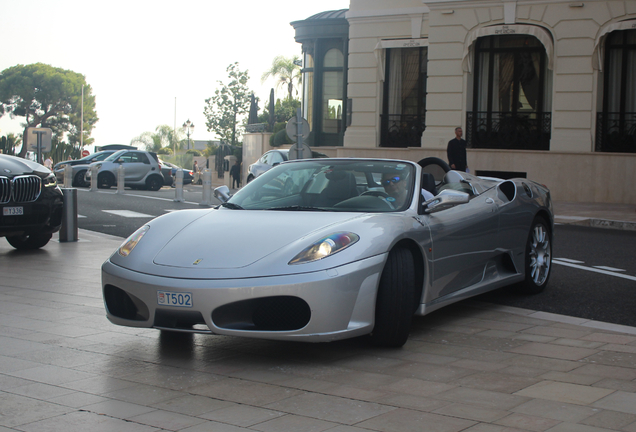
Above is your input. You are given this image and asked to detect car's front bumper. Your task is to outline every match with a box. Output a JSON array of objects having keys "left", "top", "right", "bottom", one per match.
[{"left": 102, "top": 253, "right": 387, "bottom": 342}]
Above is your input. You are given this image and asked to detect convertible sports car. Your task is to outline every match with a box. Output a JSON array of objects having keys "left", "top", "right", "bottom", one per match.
[{"left": 102, "top": 157, "right": 553, "bottom": 347}]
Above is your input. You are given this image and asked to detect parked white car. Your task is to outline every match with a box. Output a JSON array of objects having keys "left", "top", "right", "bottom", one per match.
[{"left": 85, "top": 150, "right": 165, "bottom": 191}]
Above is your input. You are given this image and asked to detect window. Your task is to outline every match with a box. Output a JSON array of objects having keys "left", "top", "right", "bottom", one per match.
[
  {"left": 596, "top": 29, "right": 636, "bottom": 152},
  {"left": 303, "top": 52, "right": 314, "bottom": 131},
  {"left": 381, "top": 47, "right": 428, "bottom": 147},
  {"left": 322, "top": 49, "right": 344, "bottom": 134},
  {"left": 468, "top": 35, "right": 552, "bottom": 150}
]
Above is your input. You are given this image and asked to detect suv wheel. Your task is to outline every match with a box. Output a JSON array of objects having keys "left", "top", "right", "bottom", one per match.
[{"left": 6, "top": 232, "right": 53, "bottom": 250}]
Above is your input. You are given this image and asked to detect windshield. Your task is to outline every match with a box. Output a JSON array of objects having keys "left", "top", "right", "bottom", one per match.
[
  {"left": 228, "top": 159, "right": 416, "bottom": 212},
  {"left": 104, "top": 150, "right": 126, "bottom": 161}
]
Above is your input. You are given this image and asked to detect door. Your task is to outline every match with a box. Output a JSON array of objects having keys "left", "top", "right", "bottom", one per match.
[{"left": 427, "top": 192, "right": 499, "bottom": 300}]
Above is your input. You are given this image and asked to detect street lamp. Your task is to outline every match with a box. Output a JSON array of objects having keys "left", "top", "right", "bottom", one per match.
[{"left": 182, "top": 119, "right": 195, "bottom": 151}]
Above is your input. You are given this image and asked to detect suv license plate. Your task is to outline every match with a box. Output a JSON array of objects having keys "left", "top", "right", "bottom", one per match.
[
  {"left": 157, "top": 291, "right": 193, "bottom": 308},
  {"left": 3, "top": 207, "right": 23, "bottom": 216}
]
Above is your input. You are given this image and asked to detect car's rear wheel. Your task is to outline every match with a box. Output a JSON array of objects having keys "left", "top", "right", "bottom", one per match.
[
  {"left": 6, "top": 232, "right": 53, "bottom": 250},
  {"left": 98, "top": 172, "right": 115, "bottom": 189},
  {"left": 146, "top": 175, "right": 163, "bottom": 191},
  {"left": 370, "top": 246, "right": 415, "bottom": 347},
  {"left": 517, "top": 217, "right": 552, "bottom": 294},
  {"left": 74, "top": 169, "right": 88, "bottom": 187}
]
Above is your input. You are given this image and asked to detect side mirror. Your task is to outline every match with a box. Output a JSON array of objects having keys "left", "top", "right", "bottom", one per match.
[
  {"left": 214, "top": 185, "right": 231, "bottom": 203},
  {"left": 423, "top": 189, "right": 470, "bottom": 214}
]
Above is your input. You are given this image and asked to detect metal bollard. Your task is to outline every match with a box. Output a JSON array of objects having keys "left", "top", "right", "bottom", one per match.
[
  {"left": 59, "top": 188, "right": 78, "bottom": 242},
  {"left": 89, "top": 165, "right": 99, "bottom": 191},
  {"left": 174, "top": 168, "right": 184, "bottom": 202},
  {"left": 63, "top": 164, "right": 73, "bottom": 188},
  {"left": 116, "top": 164, "right": 125, "bottom": 194},
  {"left": 200, "top": 169, "right": 213, "bottom": 207}
]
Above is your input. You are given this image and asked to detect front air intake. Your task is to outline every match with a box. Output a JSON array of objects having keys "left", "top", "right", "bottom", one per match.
[{"left": 212, "top": 296, "right": 311, "bottom": 331}]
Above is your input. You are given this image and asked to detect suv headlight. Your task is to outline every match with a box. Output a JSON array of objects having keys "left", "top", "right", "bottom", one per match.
[{"left": 43, "top": 173, "right": 58, "bottom": 187}]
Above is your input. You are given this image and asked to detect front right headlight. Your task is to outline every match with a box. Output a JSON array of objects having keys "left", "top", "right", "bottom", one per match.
[
  {"left": 118, "top": 225, "right": 150, "bottom": 257},
  {"left": 289, "top": 232, "right": 360, "bottom": 265}
]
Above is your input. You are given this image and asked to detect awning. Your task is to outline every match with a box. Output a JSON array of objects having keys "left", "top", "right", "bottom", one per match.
[
  {"left": 462, "top": 24, "right": 555, "bottom": 73},
  {"left": 592, "top": 19, "right": 636, "bottom": 71},
  {"left": 374, "top": 38, "right": 429, "bottom": 81}
]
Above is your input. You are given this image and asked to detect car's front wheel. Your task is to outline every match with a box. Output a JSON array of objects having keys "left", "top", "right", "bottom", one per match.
[
  {"left": 370, "top": 246, "right": 416, "bottom": 347},
  {"left": 98, "top": 172, "right": 115, "bottom": 189},
  {"left": 517, "top": 217, "right": 552, "bottom": 294},
  {"left": 6, "top": 232, "right": 53, "bottom": 250},
  {"left": 247, "top": 174, "right": 255, "bottom": 183},
  {"left": 146, "top": 175, "right": 163, "bottom": 191},
  {"left": 74, "top": 169, "right": 88, "bottom": 187}
]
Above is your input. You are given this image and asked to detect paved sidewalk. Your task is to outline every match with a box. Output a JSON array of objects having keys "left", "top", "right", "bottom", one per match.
[{"left": 1, "top": 226, "right": 635, "bottom": 432}]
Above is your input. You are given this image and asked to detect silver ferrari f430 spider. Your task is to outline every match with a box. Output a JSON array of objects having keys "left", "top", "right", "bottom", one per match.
[{"left": 102, "top": 157, "right": 553, "bottom": 347}]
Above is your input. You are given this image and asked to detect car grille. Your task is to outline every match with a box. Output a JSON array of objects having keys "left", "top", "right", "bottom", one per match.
[{"left": 0, "top": 175, "right": 42, "bottom": 204}]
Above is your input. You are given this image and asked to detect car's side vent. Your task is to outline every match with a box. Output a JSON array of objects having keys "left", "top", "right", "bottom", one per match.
[{"left": 498, "top": 181, "right": 516, "bottom": 202}]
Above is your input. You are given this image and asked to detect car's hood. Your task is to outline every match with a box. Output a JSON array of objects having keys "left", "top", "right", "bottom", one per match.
[
  {"left": 0, "top": 155, "right": 50, "bottom": 178},
  {"left": 152, "top": 210, "right": 361, "bottom": 269},
  {"left": 108, "top": 208, "right": 404, "bottom": 279}
]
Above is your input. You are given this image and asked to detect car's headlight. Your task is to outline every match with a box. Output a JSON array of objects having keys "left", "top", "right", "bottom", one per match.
[
  {"left": 118, "top": 225, "right": 150, "bottom": 257},
  {"left": 95, "top": 163, "right": 103, "bottom": 169},
  {"left": 43, "top": 173, "right": 58, "bottom": 187},
  {"left": 289, "top": 232, "right": 359, "bottom": 265}
]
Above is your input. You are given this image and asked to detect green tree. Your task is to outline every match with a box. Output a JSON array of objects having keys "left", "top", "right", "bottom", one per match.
[
  {"left": 258, "top": 97, "right": 302, "bottom": 125},
  {"left": 0, "top": 133, "right": 20, "bottom": 155},
  {"left": 261, "top": 55, "right": 301, "bottom": 101},
  {"left": 204, "top": 63, "right": 252, "bottom": 146},
  {"left": 0, "top": 63, "right": 98, "bottom": 158}
]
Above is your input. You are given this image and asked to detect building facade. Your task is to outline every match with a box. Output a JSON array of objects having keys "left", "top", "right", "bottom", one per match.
[{"left": 284, "top": 0, "right": 636, "bottom": 204}]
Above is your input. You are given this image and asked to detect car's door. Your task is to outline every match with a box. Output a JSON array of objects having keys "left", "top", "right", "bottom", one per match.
[
  {"left": 120, "top": 151, "right": 150, "bottom": 182},
  {"left": 426, "top": 189, "right": 500, "bottom": 300},
  {"left": 254, "top": 152, "right": 271, "bottom": 178}
]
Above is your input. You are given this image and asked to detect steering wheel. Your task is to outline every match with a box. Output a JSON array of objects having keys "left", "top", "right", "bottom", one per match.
[{"left": 361, "top": 190, "right": 390, "bottom": 198}]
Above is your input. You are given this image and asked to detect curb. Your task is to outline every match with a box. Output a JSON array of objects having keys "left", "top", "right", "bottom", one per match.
[{"left": 555, "top": 216, "right": 636, "bottom": 231}]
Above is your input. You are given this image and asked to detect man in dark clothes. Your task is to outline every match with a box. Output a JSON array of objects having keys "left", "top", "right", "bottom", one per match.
[
  {"left": 230, "top": 161, "right": 241, "bottom": 189},
  {"left": 447, "top": 127, "right": 468, "bottom": 172}
]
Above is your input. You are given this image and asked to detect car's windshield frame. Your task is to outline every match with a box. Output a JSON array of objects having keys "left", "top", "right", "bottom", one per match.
[{"left": 228, "top": 159, "right": 416, "bottom": 212}]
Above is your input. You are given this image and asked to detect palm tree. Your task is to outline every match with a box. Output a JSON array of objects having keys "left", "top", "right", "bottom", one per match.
[
  {"left": 131, "top": 125, "right": 182, "bottom": 152},
  {"left": 261, "top": 55, "right": 302, "bottom": 101}
]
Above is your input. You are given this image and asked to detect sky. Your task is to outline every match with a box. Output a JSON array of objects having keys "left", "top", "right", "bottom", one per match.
[{"left": 0, "top": 0, "right": 350, "bottom": 151}]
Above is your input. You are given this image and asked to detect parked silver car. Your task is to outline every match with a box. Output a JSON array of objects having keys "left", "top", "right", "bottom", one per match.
[
  {"left": 85, "top": 150, "right": 165, "bottom": 191},
  {"left": 246, "top": 149, "right": 289, "bottom": 183},
  {"left": 102, "top": 157, "right": 553, "bottom": 347}
]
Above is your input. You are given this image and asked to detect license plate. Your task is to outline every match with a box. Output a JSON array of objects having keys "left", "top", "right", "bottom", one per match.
[
  {"left": 3, "top": 207, "right": 23, "bottom": 216},
  {"left": 157, "top": 290, "right": 193, "bottom": 308}
]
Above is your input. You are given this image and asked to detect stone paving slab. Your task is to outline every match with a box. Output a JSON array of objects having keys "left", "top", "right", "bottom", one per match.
[{"left": 0, "top": 230, "right": 635, "bottom": 431}]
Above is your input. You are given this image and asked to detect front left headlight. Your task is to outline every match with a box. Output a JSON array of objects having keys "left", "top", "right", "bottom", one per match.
[
  {"left": 289, "top": 232, "right": 360, "bottom": 265},
  {"left": 43, "top": 173, "right": 58, "bottom": 187},
  {"left": 118, "top": 225, "right": 150, "bottom": 257}
]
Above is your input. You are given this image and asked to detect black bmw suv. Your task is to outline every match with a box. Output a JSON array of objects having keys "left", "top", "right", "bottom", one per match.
[{"left": 0, "top": 154, "right": 64, "bottom": 250}]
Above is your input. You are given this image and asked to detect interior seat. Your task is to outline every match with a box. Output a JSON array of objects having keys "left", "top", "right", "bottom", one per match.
[{"left": 315, "top": 171, "right": 358, "bottom": 207}]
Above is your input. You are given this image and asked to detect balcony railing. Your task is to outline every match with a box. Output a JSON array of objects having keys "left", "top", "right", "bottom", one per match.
[
  {"left": 596, "top": 112, "right": 636, "bottom": 153},
  {"left": 466, "top": 112, "right": 551, "bottom": 150},
  {"left": 380, "top": 114, "right": 426, "bottom": 148}
]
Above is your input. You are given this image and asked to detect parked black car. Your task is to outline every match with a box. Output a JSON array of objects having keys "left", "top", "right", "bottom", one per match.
[
  {"left": 0, "top": 154, "right": 64, "bottom": 250},
  {"left": 54, "top": 150, "right": 118, "bottom": 187}
]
